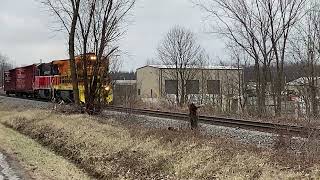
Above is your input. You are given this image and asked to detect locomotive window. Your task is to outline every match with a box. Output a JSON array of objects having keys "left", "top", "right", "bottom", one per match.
[
  {"left": 43, "top": 64, "right": 51, "bottom": 75},
  {"left": 38, "top": 64, "right": 52, "bottom": 76},
  {"left": 52, "top": 64, "right": 59, "bottom": 75}
]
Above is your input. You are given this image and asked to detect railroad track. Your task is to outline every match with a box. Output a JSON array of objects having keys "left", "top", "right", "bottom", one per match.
[
  {"left": 1, "top": 94, "right": 317, "bottom": 138},
  {"left": 106, "top": 106, "right": 319, "bottom": 137},
  {"left": 0, "top": 94, "right": 51, "bottom": 103}
]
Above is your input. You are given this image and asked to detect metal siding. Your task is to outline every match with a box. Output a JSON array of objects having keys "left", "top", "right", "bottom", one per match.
[
  {"left": 4, "top": 69, "right": 16, "bottom": 92},
  {"left": 34, "top": 76, "right": 54, "bottom": 90},
  {"left": 15, "top": 65, "right": 36, "bottom": 92},
  {"left": 136, "top": 66, "right": 160, "bottom": 98},
  {"left": 113, "top": 84, "right": 136, "bottom": 104}
]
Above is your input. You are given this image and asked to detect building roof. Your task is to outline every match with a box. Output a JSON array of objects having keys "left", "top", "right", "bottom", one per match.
[
  {"left": 138, "top": 65, "right": 242, "bottom": 70},
  {"left": 287, "top": 77, "right": 320, "bottom": 86},
  {"left": 114, "top": 80, "right": 136, "bottom": 85}
]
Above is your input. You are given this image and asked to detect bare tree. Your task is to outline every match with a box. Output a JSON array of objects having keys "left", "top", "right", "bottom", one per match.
[
  {"left": 43, "top": 0, "right": 135, "bottom": 112},
  {"left": 77, "top": 0, "right": 96, "bottom": 106},
  {"left": 0, "top": 53, "right": 12, "bottom": 87},
  {"left": 75, "top": 0, "right": 136, "bottom": 113},
  {"left": 198, "top": 0, "right": 306, "bottom": 117},
  {"left": 158, "top": 26, "right": 203, "bottom": 106},
  {"left": 228, "top": 45, "right": 248, "bottom": 114},
  {"left": 290, "top": 0, "right": 320, "bottom": 117},
  {"left": 197, "top": 50, "right": 210, "bottom": 105},
  {"left": 42, "top": 0, "right": 81, "bottom": 105},
  {"left": 197, "top": 0, "right": 273, "bottom": 116},
  {"left": 145, "top": 58, "right": 160, "bottom": 65},
  {"left": 267, "top": 0, "right": 306, "bottom": 116}
]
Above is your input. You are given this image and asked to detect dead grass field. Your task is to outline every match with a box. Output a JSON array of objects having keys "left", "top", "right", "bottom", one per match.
[{"left": 1, "top": 106, "right": 320, "bottom": 179}]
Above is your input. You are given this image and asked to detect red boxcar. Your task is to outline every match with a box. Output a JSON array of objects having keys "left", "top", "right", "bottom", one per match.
[
  {"left": 4, "top": 70, "right": 16, "bottom": 93},
  {"left": 4, "top": 65, "right": 37, "bottom": 95}
]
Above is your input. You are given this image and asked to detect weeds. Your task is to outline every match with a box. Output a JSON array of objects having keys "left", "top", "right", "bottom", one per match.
[
  {"left": 2, "top": 109, "right": 320, "bottom": 179},
  {"left": 271, "top": 129, "right": 320, "bottom": 173}
]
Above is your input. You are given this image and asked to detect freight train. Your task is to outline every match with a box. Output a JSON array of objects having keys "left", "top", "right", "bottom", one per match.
[{"left": 4, "top": 53, "right": 113, "bottom": 104}]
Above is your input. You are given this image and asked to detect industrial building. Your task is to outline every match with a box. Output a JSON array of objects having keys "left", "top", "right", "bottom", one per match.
[
  {"left": 112, "top": 80, "right": 137, "bottom": 105},
  {"left": 136, "top": 65, "right": 243, "bottom": 112}
]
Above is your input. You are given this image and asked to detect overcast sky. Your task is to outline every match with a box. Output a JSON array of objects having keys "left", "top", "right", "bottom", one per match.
[{"left": 0, "top": 0, "right": 225, "bottom": 71}]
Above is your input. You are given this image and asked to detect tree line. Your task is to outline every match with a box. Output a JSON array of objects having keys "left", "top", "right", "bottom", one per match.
[
  {"left": 194, "top": 0, "right": 320, "bottom": 117},
  {"left": 151, "top": 0, "right": 320, "bottom": 118}
]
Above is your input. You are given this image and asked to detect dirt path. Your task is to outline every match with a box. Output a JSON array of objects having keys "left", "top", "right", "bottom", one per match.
[{"left": 0, "top": 151, "right": 21, "bottom": 180}]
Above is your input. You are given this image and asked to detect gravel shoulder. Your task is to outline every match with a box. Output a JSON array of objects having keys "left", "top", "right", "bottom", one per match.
[{"left": 102, "top": 110, "right": 279, "bottom": 148}]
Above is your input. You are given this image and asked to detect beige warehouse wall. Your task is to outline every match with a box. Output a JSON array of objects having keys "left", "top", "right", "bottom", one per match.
[
  {"left": 159, "top": 68, "right": 242, "bottom": 97},
  {"left": 136, "top": 66, "right": 160, "bottom": 98},
  {"left": 158, "top": 68, "right": 243, "bottom": 112}
]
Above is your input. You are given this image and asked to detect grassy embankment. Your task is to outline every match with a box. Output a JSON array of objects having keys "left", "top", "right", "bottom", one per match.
[
  {"left": 0, "top": 111, "right": 91, "bottom": 180},
  {"left": 1, "top": 103, "right": 320, "bottom": 179}
]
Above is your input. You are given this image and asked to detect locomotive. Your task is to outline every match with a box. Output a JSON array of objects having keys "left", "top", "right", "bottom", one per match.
[{"left": 4, "top": 53, "right": 113, "bottom": 103}]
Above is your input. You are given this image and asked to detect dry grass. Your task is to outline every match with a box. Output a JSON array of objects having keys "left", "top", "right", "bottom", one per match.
[
  {"left": 271, "top": 132, "right": 320, "bottom": 174},
  {"left": 1, "top": 107, "right": 320, "bottom": 179},
  {"left": 0, "top": 111, "right": 92, "bottom": 180}
]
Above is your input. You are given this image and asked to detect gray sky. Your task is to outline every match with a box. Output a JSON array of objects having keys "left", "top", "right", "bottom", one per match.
[{"left": 0, "top": 0, "right": 225, "bottom": 71}]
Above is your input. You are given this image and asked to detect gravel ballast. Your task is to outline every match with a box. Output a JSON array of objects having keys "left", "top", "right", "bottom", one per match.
[{"left": 102, "top": 110, "right": 280, "bottom": 148}]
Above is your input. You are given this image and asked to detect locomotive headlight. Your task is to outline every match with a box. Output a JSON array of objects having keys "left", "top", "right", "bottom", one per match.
[
  {"left": 90, "top": 56, "right": 97, "bottom": 60},
  {"left": 105, "top": 85, "right": 111, "bottom": 91}
]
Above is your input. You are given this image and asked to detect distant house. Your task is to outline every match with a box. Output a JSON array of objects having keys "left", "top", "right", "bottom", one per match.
[
  {"left": 136, "top": 65, "right": 243, "bottom": 111},
  {"left": 287, "top": 77, "right": 320, "bottom": 95},
  {"left": 287, "top": 77, "right": 320, "bottom": 86},
  {"left": 285, "top": 77, "right": 320, "bottom": 116}
]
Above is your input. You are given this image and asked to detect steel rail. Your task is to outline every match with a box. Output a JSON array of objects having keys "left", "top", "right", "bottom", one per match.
[{"left": 0, "top": 94, "right": 51, "bottom": 103}]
